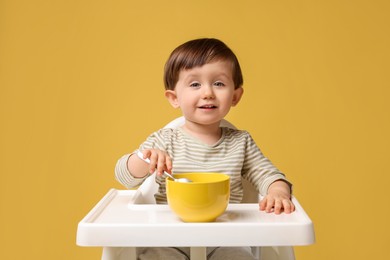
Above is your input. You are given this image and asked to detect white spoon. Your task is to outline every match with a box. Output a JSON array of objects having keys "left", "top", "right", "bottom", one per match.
[{"left": 136, "top": 151, "right": 192, "bottom": 183}]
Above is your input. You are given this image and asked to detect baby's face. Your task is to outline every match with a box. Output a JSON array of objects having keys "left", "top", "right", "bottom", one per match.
[{"left": 168, "top": 60, "right": 242, "bottom": 126}]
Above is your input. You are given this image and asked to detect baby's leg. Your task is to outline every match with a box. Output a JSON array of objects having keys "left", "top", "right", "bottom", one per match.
[
  {"left": 137, "top": 247, "right": 190, "bottom": 260},
  {"left": 208, "top": 246, "right": 257, "bottom": 260}
]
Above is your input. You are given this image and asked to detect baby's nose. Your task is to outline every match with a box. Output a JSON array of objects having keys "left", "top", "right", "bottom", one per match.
[{"left": 202, "top": 85, "right": 215, "bottom": 99}]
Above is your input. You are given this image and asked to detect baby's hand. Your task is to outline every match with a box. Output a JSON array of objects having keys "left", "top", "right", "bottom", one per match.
[
  {"left": 140, "top": 149, "right": 172, "bottom": 177},
  {"left": 259, "top": 180, "right": 295, "bottom": 214}
]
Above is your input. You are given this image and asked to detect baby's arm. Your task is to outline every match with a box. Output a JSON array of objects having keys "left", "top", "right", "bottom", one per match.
[
  {"left": 127, "top": 149, "right": 172, "bottom": 177},
  {"left": 259, "top": 180, "right": 295, "bottom": 214}
]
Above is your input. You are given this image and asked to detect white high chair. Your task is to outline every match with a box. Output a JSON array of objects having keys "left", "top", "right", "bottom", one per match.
[{"left": 107, "top": 117, "right": 295, "bottom": 260}]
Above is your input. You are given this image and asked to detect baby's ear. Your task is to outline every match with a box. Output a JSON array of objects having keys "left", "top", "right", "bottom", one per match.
[
  {"left": 165, "top": 90, "right": 180, "bottom": 108},
  {"left": 232, "top": 87, "right": 244, "bottom": 106}
]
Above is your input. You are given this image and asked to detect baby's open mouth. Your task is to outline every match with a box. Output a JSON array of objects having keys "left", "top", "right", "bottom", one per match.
[{"left": 199, "top": 105, "right": 217, "bottom": 109}]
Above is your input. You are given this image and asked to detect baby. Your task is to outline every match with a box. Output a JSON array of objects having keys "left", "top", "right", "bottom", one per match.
[{"left": 115, "top": 38, "right": 295, "bottom": 259}]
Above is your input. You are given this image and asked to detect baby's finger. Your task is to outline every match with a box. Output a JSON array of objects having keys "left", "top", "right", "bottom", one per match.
[
  {"left": 282, "top": 199, "right": 295, "bottom": 214},
  {"left": 273, "top": 199, "right": 283, "bottom": 215},
  {"left": 259, "top": 198, "right": 267, "bottom": 211},
  {"left": 140, "top": 150, "right": 154, "bottom": 173},
  {"left": 265, "top": 197, "right": 275, "bottom": 213},
  {"left": 165, "top": 156, "right": 173, "bottom": 173},
  {"left": 148, "top": 152, "right": 159, "bottom": 174},
  {"left": 156, "top": 154, "right": 167, "bottom": 175}
]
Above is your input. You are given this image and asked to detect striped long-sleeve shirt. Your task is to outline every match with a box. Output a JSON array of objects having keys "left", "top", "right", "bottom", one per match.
[{"left": 115, "top": 127, "right": 290, "bottom": 204}]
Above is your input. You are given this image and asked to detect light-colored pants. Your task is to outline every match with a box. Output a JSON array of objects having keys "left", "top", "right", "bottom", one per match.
[{"left": 137, "top": 247, "right": 257, "bottom": 260}]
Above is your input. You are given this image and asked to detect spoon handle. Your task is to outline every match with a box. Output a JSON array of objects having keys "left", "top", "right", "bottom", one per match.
[
  {"left": 136, "top": 150, "right": 151, "bottom": 164},
  {"left": 162, "top": 171, "right": 176, "bottom": 181}
]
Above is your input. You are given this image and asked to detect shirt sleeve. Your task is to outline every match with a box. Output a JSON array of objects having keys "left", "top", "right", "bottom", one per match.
[
  {"left": 114, "top": 153, "right": 149, "bottom": 189},
  {"left": 241, "top": 132, "right": 292, "bottom": 196}
]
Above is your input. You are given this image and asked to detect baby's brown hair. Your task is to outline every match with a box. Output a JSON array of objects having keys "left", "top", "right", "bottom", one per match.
[{"left": 164, "top": 38, "right": 243, "bottom": 90}]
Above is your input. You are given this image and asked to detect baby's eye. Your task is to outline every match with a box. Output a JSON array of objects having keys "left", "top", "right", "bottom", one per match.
[
  {"left": 214, "top": 81, "right": 225, "bottom": 87},
  {"left": 190, "top": 82, "right": 201, "bottom": 88}
]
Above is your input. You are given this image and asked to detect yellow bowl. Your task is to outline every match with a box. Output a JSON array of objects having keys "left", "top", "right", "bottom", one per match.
[{"left": 166, "top": 172, "right": 230, "bottom": 222}]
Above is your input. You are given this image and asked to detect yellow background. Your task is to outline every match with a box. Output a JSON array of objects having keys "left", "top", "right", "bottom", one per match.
[{"left": 1, "top": 0, "right": 389, "bottom": 259}]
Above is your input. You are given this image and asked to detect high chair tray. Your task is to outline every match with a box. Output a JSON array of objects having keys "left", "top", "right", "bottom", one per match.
[{"left": 77, "top": 189, "right": 315, "bottom": 247}]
